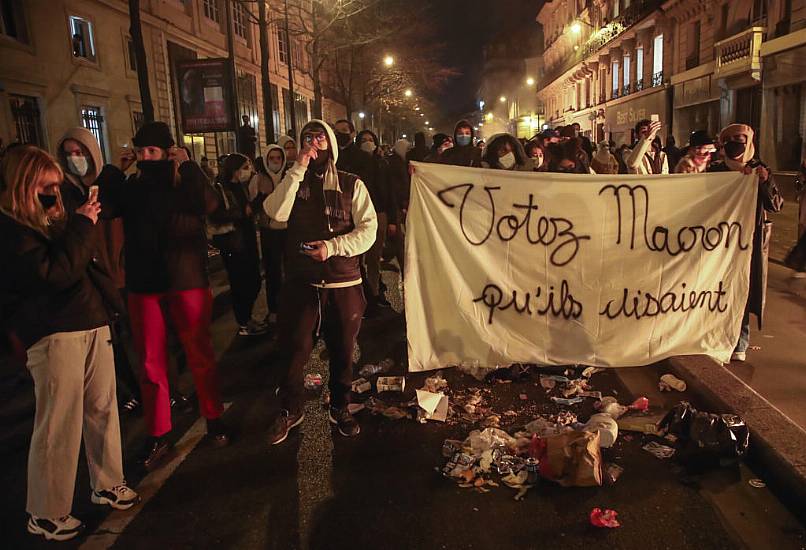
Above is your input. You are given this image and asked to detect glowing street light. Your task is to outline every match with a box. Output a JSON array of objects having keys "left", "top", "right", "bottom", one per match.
[
  {"left": 425, "top": 121, "right": 429, "bottom": 125},
  {"left": 419, "top": 113, "right": 424, "bottom": 117},
  {"left": 428, "top": 127, "right": 434, "bottom": 131},
  {"left": 485, "top": 112, "right": 494, "bottom": 121},
  {"left": 571, "top": 21, "right": 582, "bottom": 34},
  {"left": 526, "top": 77, "right": 535, "bottom": 86},
  {"left": 404, "top": 89, "right": 413, "bottom": 97},
  {"left": 414, "top": 106, "right": 420, "bottom": 111},
  {"left": 358, "top": 112, "right": 365, "bottom": 119},
  {"left": 499, "top": 96, "right": 506, "bottom": 103},
  {"left": 384, "top": 55, "right": 394, "bottom": 67}
]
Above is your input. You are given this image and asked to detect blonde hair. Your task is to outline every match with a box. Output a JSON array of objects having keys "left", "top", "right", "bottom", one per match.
[{"left": 0, "top": 145, "right": 65, "bottom": 236}]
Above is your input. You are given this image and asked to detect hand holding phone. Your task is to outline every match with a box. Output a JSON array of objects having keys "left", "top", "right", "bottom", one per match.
[{"left": 88, "top": 185, "right": 99, "bottom": 203}]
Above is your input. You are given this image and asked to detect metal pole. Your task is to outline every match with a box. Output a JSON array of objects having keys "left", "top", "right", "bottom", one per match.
[
  {"left": 225, "top": 0, "right": 241, "bottom": 152},
  {"left": 284, "top": 0, "right": 297, "bottom": 138},
  {"left": 258, "top": 0, "right": 276, "bottom": 144}
]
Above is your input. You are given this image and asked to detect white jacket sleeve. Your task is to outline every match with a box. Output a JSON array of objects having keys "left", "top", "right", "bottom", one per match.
[
  {"left": 263, "top": 161, "right": 307, "bottom": 222},
  {"left": 324, "top": 179, "right": 378, "bottom": 259},
  {"left": 625, "top": 137, "right": 651, "bottom": 172}
]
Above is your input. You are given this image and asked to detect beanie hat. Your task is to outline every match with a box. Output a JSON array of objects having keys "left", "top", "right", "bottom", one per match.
[{"left": 133, "top": 121, "right": 175, "bottom": 149}]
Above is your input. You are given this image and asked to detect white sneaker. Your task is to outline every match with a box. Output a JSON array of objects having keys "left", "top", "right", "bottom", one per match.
[
  {"left": 731, "top": 351, "right": 747, "bottom": 362},
  {"left": 91, "top": 484, "right": 140, "bottom": 510},
  {"left": 27, "top": 514, "right": 84, "bottom": 541}
]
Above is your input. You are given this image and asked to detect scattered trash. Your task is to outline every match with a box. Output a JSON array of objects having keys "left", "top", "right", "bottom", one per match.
[
  {"left": 377, "top": 376, "right": 406, "bottom": 392},
  {"left": 423, "top": 372, "right": 449, "bottom": 393},
  {"left": 346, "top": 403, "right": 365, "bottom": 415},
  {"left": 416, "top": 389, "right": 449, "bottom": 422},
  {"left": 748, "top": 479, "right": 766, "bottom": 488},
  {"left": 642, "top": 441, "right": 676, "bottom": 459},
  {"left": 359, "top": 359, "right": 394, "bottom": 378},
  {"left": 659, "top": 373, "right": 687, "bottom": 392},
  {"left": 628, "top": 397, "right": 649, "bottom": 411},
  {"left": 617, "top": 413, "right": 665, "bottom": 435},
  {"left": 304, "top": 373, "right": 323, "bottom": 390},
  {"left": 364, "top": 397, "right": 410, "bottom": 420},
  {"left": 579, "top": 390, "right": 602, "bottom": 399},
  {"left": 605, "top": 463, "right": 624, "bottom": 484},
  {"left": 540, "top": 377, "right": 557, "bottom": 390},
  {"left": 590, "top": 508, "right": 621, "bottom": 528},
  {"left": 456, "top": 361, "right": 499, "bottom": 381},
  {"left": 660, "top": 402, "right": 750, "bottom": 469},
  {"left": 351, "top": 378, "right": 371, "bottom": 394},
  {"left": 597, "top": 396, "right": 629, "bottom": 419},
  {"left": 551, "top": 396, "right": 584, "bottom": 406},
  {"left": 539, "top": 431, "right": 603, "bottom": 487},
  {"left": 584, "top": 413, "right": 619, "bottom": 448},
  {"left": 582, "top": 366, "right": 605, "bottom": 378}
]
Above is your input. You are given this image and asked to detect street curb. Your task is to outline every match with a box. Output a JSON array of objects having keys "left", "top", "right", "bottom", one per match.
[{"left": 665, "top": 355, "right": 806, "bottom": 524}]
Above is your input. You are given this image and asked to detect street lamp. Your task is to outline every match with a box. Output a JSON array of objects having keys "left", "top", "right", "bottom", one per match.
[
  {"left": 425, "top": 121, "right": 429, "bottom": 125},
  {"left": 499, "top": 96, "right": 506, "bottom": 103},
  {"left": 526, "top": 77, "right": 535, "bottom": 86},
  {"left": 414, "top": 106, "right": 420, "bottom": 111},
  {"left": 404, "top": 89, "right": 413, "bottom": 97},
  {"left": 571, "top": 21, "right": 582, "bottom": 34},
  {"left": 359, "top": 112, "right": 365, "bottom": 119},
  {"left": 384, "top": 55, "right": 394, "bottom": 67}
]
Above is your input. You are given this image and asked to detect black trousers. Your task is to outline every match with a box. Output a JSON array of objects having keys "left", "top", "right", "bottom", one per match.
[
  {"left": 220, "top": 246, "right": 262, "bottom": 326},
  {"left": 276, "top": 281, "right": 366, "bottom": 411},
  {"left": 259, "top": 228, "right": 286, "bottom": 314}
]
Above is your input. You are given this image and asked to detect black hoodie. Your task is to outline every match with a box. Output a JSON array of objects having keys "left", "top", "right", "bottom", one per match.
[{"left": 439, "top": 120, "right": 482, "bottom": 167}]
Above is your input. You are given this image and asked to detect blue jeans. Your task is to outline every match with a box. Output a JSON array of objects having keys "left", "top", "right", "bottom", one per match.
[{"left": 734, "top": 310, "right": 751, "bottom": 353}]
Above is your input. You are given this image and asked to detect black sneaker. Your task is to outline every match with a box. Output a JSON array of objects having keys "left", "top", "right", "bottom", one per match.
[
  {"left": 27, "top": 515, "right": 84, "bottom": 541},
  {"left": 121, "top": 397, "right": 140, "bottom": 413},
  {"left": 329, "top": 407, "right": 360, "bottom": 437},
  {"left": 268, "top": 409, "right": 305, "bottom": 446},
  {"left": 138, "top": 436, "right": 172, "bottom": 471},
  {"left": 170, "top": 393, "right": 194, "bottom": 413},
  {"left": 206, "top": 418, "right": 230, "bottom": 448}
]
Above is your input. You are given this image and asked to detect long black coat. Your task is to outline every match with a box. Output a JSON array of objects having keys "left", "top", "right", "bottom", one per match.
[{"left": 708, "top": 160, "right": 783, "bottom": 327}]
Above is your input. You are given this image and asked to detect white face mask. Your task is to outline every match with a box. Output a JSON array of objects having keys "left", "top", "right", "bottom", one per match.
[
  {"left": 268, "top": 161, "right": 284, "bottom": 173},
  {"left": 238, "top": 169, "right": 252, "bottom": 183},
  {"left": 499, "top": 152, "right": 516, "bottom": 169},
  {"left": 360, "top": 141, "right": 377, "bottom": 154},
  {"left": 67, "top": 156, "right": 89, "bottom": 177}
]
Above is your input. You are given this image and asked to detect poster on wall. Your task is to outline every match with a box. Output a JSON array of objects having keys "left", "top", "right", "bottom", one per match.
[{"left": 176, "top": 58, "right": 235, "bottom": 133}]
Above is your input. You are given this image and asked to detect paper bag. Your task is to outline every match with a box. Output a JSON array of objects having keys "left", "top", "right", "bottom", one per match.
[{"left": 539, "top": 430, "right": 603, "bottom": 487}]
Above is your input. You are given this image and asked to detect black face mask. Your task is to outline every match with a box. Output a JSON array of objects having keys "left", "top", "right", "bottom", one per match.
[
  {"left": 38, "top": 193, "right": 58, "bottom": 209},
  {"left": 723, "top": 141, "right": 746, "bottom": 159},
  {"left": 310, "top": 148, "right": 330, "bottom": 172},
  {"left": 335, "top": 132, "right": 352, "bottom": 148}
]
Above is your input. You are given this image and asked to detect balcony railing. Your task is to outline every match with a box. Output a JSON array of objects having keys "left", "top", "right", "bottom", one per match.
[
  {"left": 651, "top": 71, "right": 663, "bottom": 87},
  {"left": 714, "top": 27, "right": 765, "bottom": 81},
  {"left": 635, "top": 79, "right": 644, "bottom": 92},
  {"left": 612, "top": 87, "right": 620, "bottom": 99}
]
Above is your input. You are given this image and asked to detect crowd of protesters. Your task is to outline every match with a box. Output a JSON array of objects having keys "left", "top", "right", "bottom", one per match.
[{"left": 0, "top": 110, "right": 800, "bottom": 541}]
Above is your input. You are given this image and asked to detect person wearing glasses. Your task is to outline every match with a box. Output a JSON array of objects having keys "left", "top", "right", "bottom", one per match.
[{"left": 262, "top": 120, "right": 377, "bottom": 443}]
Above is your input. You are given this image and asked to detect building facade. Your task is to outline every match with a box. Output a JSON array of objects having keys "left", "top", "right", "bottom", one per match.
[
  {"left": 0, "top": 0, "right": 346, "bottom": 166},
  {"left": 536, "top": 0, "right": 806, "bottom": 171}
]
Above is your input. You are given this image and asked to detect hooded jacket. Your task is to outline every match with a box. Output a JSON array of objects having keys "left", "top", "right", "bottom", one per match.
[
  {"left": 625, "top": 134, "right": 668, "bottom": 175},
  {"left": 263, "top": 119, "right": 377, "bottom": 286},
  {"left": 249, "top": 144, "right": 288, "bottom": 230},
  {"left": 57, "top": 127, "right": 126, "bottom": 289},
  {"left": 480, "top": 133, "right": 532, "bottom": 171},
  {"left": 440, "top": 120, "right": 482, "bottom": 167},
  {"left": 278, "top": 135, "right": 297, "bottom": 169},
  {"left": 356, "top": 130, "right": 394, "bottom": 219},
  {"left": 708, "top": 124, "right": 783, "bottom": 328}
]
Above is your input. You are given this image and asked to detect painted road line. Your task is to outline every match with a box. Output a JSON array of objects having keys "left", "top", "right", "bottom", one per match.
[{"left": 79, "top": 403, "right": 232, "bottom": 550}]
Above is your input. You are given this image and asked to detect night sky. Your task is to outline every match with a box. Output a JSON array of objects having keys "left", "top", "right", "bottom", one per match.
[{"left": 430, "top": 0, "right": 542, "bottom": 124}]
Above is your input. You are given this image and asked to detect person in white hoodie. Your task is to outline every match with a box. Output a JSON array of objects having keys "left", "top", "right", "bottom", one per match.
[
  {"left": 249, "top": 145, "right": 288, "bottom": 323},
  {"left": 624, "top": 119, "right": 668, "bottom": 175},
  {"left": 277, "top": 135, "right": 298, "bottom": 171}
]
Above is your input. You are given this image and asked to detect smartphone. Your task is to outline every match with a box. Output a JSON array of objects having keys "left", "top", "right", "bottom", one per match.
[
  {"left": 88, "top": 185, "right": 99, "bottom": 203},
  {"left": 650, "top": 114, "right": 660, "bottom": 123},
  {"left": 300, "top": 242, "right": 316, "bottom": 251}
]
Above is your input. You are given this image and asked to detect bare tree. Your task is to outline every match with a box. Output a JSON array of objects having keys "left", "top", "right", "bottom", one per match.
[{"left": 129, "top": 0, "right": 154, "bottom": 123}]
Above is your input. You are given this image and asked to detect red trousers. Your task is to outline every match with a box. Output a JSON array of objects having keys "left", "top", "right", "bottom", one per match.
[{"left": 128, "top": 288, "right": 223, "bottom": 436}]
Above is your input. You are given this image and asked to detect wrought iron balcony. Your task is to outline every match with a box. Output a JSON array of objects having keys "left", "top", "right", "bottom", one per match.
[
  {"left": 714, "top": 27, "right": 765, "bottom": 81},
  {"left": 635, "top": 79, "right": 644, "bottom": 92},
  {"left": 612, "top": 87, "right": 620, "bottom": 99},
  {"left": 651, "top": 71, "right": 663, "bottom": 87}
]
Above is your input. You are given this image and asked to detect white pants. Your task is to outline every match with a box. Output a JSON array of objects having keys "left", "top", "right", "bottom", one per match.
[{"left": 26, "top": 326, "right": 124, "bottom": 518}]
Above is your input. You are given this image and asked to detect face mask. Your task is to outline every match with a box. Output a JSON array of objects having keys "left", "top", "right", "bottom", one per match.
[
  {"left": 360, "top": 141, "right": 377, "bottom": 154},
  {"left": 268, "top": 161, "right": 283, "bottom": 173},
  {"left": 499, "top": 152, "right": 516, "bottom": 169},
  {"left": 310, "top": 148, "right": 330, "bottom": 170},
  {"left": 335, "top": 132, "right": 352, "bottom": 148},
  {"left": 723, "top": 141, "right": 746, "bottom": 159},
  {"left": 67, "top": 156, "right": 89, "bottom": 177},
  {"left": 38, "top": 193, "right": 58, "bottom": 209},
  {"left": 456, "top": 135, "right": 472, "bottom": 147},
  {"left": 238, "top": 169, "right": 252, "bottom": 183}
]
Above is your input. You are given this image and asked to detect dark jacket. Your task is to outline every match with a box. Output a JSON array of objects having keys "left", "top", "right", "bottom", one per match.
[
  {"left": 98, "top": 161, "right": 219, "bottom": 294},
  {"left": 208, "top": 178, "right": 258, "bottom": 254},
  {"left": 708, "top": 159, "right": 783, "bottom": 327},
  {"left": 285, "top": 170, "right": 361, "bottom": 284},
  {"left": 387, "top": 153, "right": 409, "bottom": 220},
  {"left": 440, "top": 120, "right": 482, "bottom": 167},
  {"left": 0, "top": 212, "right": 110, "bottom": 348},
  {"left": 336, "top": 142, "right": 370, "bottom": 176},
  {"left": 364, "top": 153, "right": 394, "bottom": 218}
]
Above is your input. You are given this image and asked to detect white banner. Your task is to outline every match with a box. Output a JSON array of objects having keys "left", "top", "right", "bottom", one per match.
[{"left": 404, "top": 162, "right": 757, "bottom": 371}]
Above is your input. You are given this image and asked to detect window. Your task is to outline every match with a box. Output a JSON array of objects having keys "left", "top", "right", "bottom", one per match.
[
  {"left": 270, "top": 84, "right": 280, "bottom": 137},
  {"left": 203, "top": 0, "right": 220, "bottom": 23},
  {"left": 283, "top": 88, "right": 293, "bottom": 134},
  {"left": 81, "top": 106, "right": 107, "bottom": 161},
  {"left": 277, "top": 28, "right": 289, "bottom": 64},
  {"left": 612, "top": 61, "right": 619, "bottom": 97},
  {"left": 69, "top": 15, "right": 96, "bottom": 61},
  {"left": 752, "top": 0, "right": 767, "bottom": 23},
  {"left": 686, "top": 22, "right": 701, "bottom": 69},
  {"left": 233, "top": 3, "right": 247, "bottom": 39},
  {"left": 237, "top": 71, "right": 259, "bottom": 151},
  {"left": 9, "top": 94, "right": 44, "bottom": 147},
  {"left": 127, "top": 39, "right": 138, "bottom": 72},
  {"left": 652, "top": 34, "right": 663, "bottom": 79},
  {"left": 0, "top": 0, "right": 29, "bottom": 44},
  {"left": 292, "top": 39, "right": 305, "bottom": 70},
  {"left": 636, "top": 47, "right": 644, "bottom": 84},
  {"left": 623, "top": 55, "right": 631, "bottom": 91},
  {"left": 294, "top": 93, "right": 309, "bottom": 133}
]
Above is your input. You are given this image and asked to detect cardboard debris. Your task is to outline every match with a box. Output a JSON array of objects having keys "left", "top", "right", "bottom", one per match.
[
  {"left": 351, "top": 378, "right": 371, "bottom": 394},
  {"left": 617, "top": 412, "right": 665, "bottom": 435},
  {"left": 416, "top": 389, "right": 449, "bottom": 422},
  {"left": 377, "top": 376, "right": 405, "bottom": 392}
]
